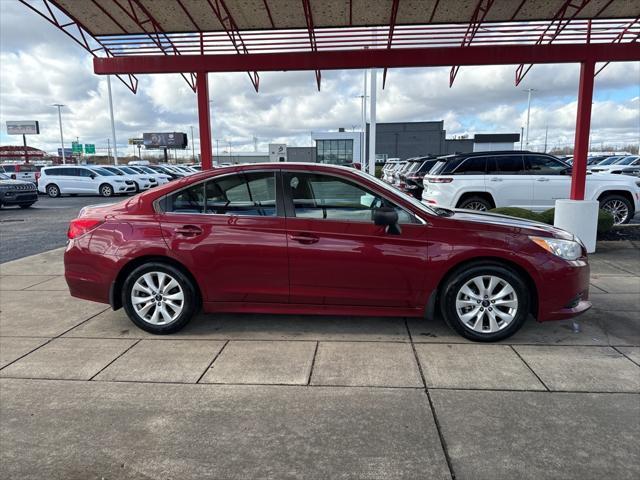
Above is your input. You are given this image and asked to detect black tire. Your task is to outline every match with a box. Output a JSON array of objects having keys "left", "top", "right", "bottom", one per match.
[
  {"left": 599, "top": 194, "right": 633, "bottom": 225},
  {"left": 440, "top": 262, "right": 530, "bottom": 342},
  {"left": 99, "top": 183, "right": 114, "bottom": 197},
  {"left": 19, "top": 203, "right": 35, "bottom": 209},
  {"left": 122, "top": 262, "right": 198, "bottom": 334},
  {"left": 46, "top": 184, "right": 60, "bottom": 198},
  {"left": 133, "top": 182, "right": 140, "bottom": 193},
  {"left": 457, "top": 195, "right": 493, "bottom": 211}
]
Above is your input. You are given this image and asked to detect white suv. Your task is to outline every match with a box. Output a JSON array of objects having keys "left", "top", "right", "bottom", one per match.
[
  {"left": 38, "top": 165, "right": 136, "bottom": 197},
  {"left": 421, "top": 151, "right": 640, "bottom": 224}
]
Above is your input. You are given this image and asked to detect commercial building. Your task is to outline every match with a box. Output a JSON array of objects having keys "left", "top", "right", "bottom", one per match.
[{"left": 312, "top": 121, "right": 520, "bottom": 165}]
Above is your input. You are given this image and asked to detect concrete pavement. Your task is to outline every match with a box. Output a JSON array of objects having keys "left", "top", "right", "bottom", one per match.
[{"left": 0, "top": 242, "right": 639, "bottom": 479}]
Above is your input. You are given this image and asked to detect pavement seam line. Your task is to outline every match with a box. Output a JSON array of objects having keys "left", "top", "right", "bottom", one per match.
[
  {"left": 306, "top": 341, "right": 320, "bottom": 386},
  {"left": 0, "top": 338, "right": 54, "bottom": 372},
  {"left": 89, "top": 339, "right": 141, "bottom": 381},
  {"left": 611, "top": 346, "right": 640, "bottom": 368},
  {"left": 405, "top": 319, "right": 457, "bottom": 480},
  {"left": 17, "top": 276, "right": 59, "bottom": 291},
  {"left": 509, "top": 345, "right": 551, "bottom": 392},
  {"left": 195, "top": 340, "right": 229, "bottom": 383}
]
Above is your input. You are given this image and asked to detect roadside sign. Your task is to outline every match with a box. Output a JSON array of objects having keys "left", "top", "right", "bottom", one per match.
[
  {"left": 84, "top": 144, "right": 96, "bottom": 154},
  {"left": 128, "top": 138, "right": 144, "bottom": 145},
  {"left": 58, "top": 148, "right": 73, "bottom": 157},
  {"left": 72, "top": 142, "right": 83, "bottom": 154},
  {"left": 6, "top": 120, "right": 40, "bottom": 135}
]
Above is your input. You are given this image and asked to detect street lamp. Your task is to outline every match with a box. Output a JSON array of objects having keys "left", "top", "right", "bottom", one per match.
[
  {"left": 52, "top": 104, "right": 66, "bottom": 164},
  {"left": 524, "top": 88, "right": 535, "bottom": 150}
]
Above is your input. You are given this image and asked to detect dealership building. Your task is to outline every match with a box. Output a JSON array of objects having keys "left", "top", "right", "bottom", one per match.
[{"left": 311, "top": 121, "right": 520, "bottom": 164}]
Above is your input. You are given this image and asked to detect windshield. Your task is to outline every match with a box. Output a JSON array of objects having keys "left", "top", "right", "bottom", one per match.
[
  {"left": 92, "top": 168, "right": 116, "bottom": 176},
  {"left": 616, "top": 156, "right": 638, "bottom": 165},
  {"left": 599, "top": 156, "right": 622, "bottom": 165},
  {"left": 352, "top": 169, "right": 438, "bottom": 217},
  {"left": 118, "top": 166, "right": 137, "bottom": 174},
  {"left": 138, "top": 166, "right": 155, "bottom": 174}
]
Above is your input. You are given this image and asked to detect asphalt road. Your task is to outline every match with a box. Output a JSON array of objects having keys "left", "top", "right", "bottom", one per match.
[{"left": 0, "top": 195, "right": 119, "bottom": 263}]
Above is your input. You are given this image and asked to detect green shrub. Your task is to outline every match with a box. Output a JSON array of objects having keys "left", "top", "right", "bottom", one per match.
[
  {"left": 489, "top": 207, "right": 542, "bottom": 222},
  {"left": 491, "top": 207, "right": 615, "bottom": 234}
]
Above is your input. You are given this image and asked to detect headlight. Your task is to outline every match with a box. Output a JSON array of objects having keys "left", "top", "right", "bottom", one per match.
[{"left": 530, "top": 236, "right": 582, "bottom": 261}]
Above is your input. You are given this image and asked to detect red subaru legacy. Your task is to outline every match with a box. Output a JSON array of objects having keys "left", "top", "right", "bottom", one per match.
[{"left": 64, "top": 163, "right": 591, "bottom": 342}]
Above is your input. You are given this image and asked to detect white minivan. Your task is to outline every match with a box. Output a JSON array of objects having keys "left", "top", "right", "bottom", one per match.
[{"left": 38, "top": 165, "right": 136, "bottom": 197}]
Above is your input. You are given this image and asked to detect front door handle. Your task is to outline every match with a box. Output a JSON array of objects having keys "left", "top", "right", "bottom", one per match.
[
  {"left": 175, "top": 225, "right": 203, "bottom": 237},
  {"left": 490, "top": 177, "right": 503, "bottom": 182},
  {"left": 536, "top": 177, "right": 550, "bottom": 182},
  {"left": 290, "top": 233, "right": 319, "bottom": 244}
]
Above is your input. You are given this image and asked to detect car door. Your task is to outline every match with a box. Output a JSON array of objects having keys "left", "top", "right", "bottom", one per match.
[
  {"left": 58, "top": 168, "right": 80, "bottom": 193},
  {"left": 76, "top": 167, "right": 98, "bottom": 193},
  {"left": 525, "top": 154, "right": 572, "bottom": 210},
  {"left": 282, "top": 171, "right": 430, "bottom": 308},
  {"left": 486, "top": 154, "right": 533, "bottom": 209},
  {"left": 159, "top": 170, "right": 289, "bottom": 304}
]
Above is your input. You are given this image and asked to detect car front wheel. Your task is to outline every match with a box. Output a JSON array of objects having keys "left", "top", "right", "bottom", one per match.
[
  {"left": 122, "top": 263, "right": 198, "bottom": 334},
  {"left": 599, "top": 194, "right": 633, "bottom": 225},
  {"left": 100, "top": 183, "right": 114, "bottom": 197},
  {"left": 440, "top": 263, "right": 530, "bottom": 342}
]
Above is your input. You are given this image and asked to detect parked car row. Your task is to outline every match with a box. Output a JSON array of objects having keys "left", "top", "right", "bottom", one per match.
[
  {"left": 381, "top": 151, "right": 640, "bottom": 224},
  {"left": 36, "top": 164, "right": 201, "bottom": 198}
]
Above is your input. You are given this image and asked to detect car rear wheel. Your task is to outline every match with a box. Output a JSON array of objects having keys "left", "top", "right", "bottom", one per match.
[
  {"left": 440, "top": 263, "right": 529, "bottom": 342},
  {"left": 599, "top": 194, "right": 632, "bottom": 225},
  {"left": 46, "top": 184, "right": 60, "bottom": 198},
  {"left": 100, "top": 183, "right": 114, "bottom": 197},
  {"left": 457, "top": 195, "right": 493, "bottom": 211},
  {"left": 122, "top": 263, "right": 198, "bottom": 334}
]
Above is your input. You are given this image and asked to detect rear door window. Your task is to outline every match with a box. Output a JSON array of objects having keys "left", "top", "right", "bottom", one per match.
[
  {"left": 524, "top": 155, "right": 568, "bottom": 175},
  {"left": 487, "top": 155, "right": 525, "bottom": 175}
]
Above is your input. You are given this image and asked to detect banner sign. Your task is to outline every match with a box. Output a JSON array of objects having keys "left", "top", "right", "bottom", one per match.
[{"left": 143, "top": 132, "right": 188, "bottom": 149}]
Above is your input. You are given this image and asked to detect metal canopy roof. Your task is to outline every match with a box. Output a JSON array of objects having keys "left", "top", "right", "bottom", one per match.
[{"left": 51, "top": 0, "right": 637, "bottom": 35}]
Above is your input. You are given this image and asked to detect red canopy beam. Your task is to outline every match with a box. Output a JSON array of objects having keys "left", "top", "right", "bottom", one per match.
[
  {"left": 111, "top": 0, "right": 197, "bottom": 91},
  {"left": 301, "top": 0, "right": 322, "bottom": 90},
  {"left": 449, "top": 0, "right": 496, "bottom": 87},
  {"left": 94, "top": 43, "right": 640, "bottom": 75},
  {"left": 196, "top": 73, "right": 213, "bottom": 170},
  {"left": 515, "top": 0, "right": 593, "bottom": 86},
  {"left": 595, "top": 16, "right": 640, "bottom": 76},
  {"left": 18, "top": 0, "right": 138, "bottom": 93},
  {"left": 382, "top": 0, "right": 400, "bottom": 89},
  {"left": 206, "top": 0, "right": 260, "bottom": 92}
]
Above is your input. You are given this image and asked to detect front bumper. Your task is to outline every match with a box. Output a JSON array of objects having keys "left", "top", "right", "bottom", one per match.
[
  {"left": 1, "top": 191, "right": 38, "bottom": 205},
  {"left": 537, "top": 258, "right": 592, "bottom": 322}
]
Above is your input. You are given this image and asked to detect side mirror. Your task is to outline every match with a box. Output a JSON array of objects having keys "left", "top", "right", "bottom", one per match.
[
  {"left": 89, "top": 173, "right": 96, "bottom": 179},
  {"left": 372, "top": 207, "right": 402, "bottom": 235}
]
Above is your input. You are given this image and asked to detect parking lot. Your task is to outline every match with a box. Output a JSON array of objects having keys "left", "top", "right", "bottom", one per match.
[{"left": 0, "top": 239, "right": 638, "bottom": 479}]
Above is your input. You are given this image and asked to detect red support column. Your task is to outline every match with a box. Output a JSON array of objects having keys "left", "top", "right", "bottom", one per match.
[
  {"left": 196, "top": 72, "right": 212, "bottom": 170},
  {"left": 570, "top": 60, "right": 595, "bottom": 200}
]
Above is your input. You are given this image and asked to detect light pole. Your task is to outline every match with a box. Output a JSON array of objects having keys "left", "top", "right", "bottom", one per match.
[
  {"left": 190, "top": 125, "right": 195, "bottom": 162},
  {"left": 524, "top": 88, "right": 535, "bottom": 150},
  {"left": 53, "top": 104, "right": 66, "bottom": 164},
  {"left": 107, "top": 75, "right": 119, "bottom": 164}
]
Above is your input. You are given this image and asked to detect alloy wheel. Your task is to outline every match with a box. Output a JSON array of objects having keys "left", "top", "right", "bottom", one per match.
[
  {"left": 601, "top": 199, "right": 629, "bottom": 225},
  {"left": 463, "top": 201, "right": 488, "bottom": 211},
  {"left": 131, "top": 271, "right": 184, "bottom": 325},
  {"left": 455, "top": 275, "right": 518, "bottom": 333},
  {"left": 101, "top": 185, "right": 113, "bottom": 197}
]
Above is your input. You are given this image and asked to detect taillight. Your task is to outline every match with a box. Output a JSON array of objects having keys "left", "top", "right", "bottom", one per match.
[
  {"left": 428, "top": 177, "right": 453, "bottom": 183},
  {"left": 68, "top": 218, "right": 104, "bottom": 239}
]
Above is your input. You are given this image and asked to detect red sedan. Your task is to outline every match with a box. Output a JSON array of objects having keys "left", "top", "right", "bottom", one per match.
[{"left": 64, "top": 163, "right": 591, "bottom": 342}]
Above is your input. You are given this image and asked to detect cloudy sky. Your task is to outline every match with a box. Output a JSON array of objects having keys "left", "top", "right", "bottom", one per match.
[{"left": 0, "top": 1, "right": 638, "bottom": 158}]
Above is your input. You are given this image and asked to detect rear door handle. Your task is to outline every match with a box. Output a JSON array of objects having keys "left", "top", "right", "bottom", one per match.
[
  {"left": 490, "top": 177, "right": 503, "bottom": 182},
  {"left": 536, "top": 177, "right": 550, "bottom": 182},
  {"left": 175, "top": 225, "right": 203, "bottom": 237},
  {"left": 290, "top": 233, "right": 319, "bottom": 244}
]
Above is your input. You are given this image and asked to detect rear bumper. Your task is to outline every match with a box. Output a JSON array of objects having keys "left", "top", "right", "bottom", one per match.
[{"left": 64, "top": 238, "right": 119, "bottom": 305}]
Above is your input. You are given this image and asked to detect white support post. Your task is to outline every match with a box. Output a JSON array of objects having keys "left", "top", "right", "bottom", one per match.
[{"left": 368, "top": 68, "right": 377, "bottom": 176}]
